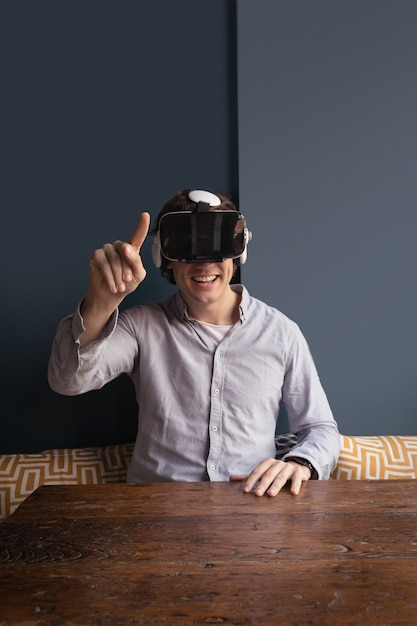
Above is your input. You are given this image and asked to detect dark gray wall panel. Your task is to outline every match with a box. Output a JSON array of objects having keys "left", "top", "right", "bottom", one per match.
[
  {"left": 237, "top": 0, "right": 417, "bottom": 434},
  {"left": 1, "top": 0, "right": 237, "bottom": 452}
]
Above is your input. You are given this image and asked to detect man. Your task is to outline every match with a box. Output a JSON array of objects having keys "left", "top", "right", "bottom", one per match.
[{"left": 48, "top": 188, "right": 340, "bottom": 497}]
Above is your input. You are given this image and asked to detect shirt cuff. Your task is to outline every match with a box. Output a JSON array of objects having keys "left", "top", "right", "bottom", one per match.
[{"left": 72, "top": 300, "right": 119, "bottom": 344}]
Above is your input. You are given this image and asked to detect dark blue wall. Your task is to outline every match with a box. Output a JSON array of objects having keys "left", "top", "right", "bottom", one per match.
[
  {"left": 1, "top": 0, "right": 238, "bottom": 452},
  {"left": 237, "top": 0, "right": 417, "bottom": 435}
]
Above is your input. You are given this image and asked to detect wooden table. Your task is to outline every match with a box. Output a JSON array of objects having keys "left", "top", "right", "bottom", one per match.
[{"left": 1, "top": 480, "right": 417, "bottom": 625}]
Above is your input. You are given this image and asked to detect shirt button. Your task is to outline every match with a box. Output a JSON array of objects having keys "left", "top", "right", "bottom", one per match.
[
  {"left": 212, "top": 426, "right": 218, "bottom": 431},
  {"left": 210, "top": 464, "right": 216, "bottom": 470},
  {"left": 214, "top": 389, "right": 220, "bottom": 395}
]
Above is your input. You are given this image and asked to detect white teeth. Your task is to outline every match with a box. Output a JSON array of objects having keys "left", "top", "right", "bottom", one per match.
[{"left": 193, "top": 275, "right": 216, "bottom": 283}]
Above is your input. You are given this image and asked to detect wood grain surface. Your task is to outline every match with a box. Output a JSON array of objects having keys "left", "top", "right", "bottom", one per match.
[{"left": 1, "top": 480, "right": 417, "bottom": 625}]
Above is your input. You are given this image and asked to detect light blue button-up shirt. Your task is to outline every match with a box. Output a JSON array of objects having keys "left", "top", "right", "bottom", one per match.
[{"left": 48, "top": 285, "right": 340, "bottom": 482}]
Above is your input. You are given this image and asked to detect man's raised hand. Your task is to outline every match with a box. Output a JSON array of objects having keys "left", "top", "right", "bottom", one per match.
[{"left": 87, "top": 212, "right": 151, "bottom": 305}]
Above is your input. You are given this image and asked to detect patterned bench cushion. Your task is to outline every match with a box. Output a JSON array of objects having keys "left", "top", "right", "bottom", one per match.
[
  {"left": 276, "top": 434, "right": 417, "bottom": 480},
  {"left": 0, "top": 443, "right": 134, "bottom": 520},
  {"left": 1, "top": 435, "right": 416, "bottom": 520},
  {"left": 332, "top": 435, "right": 417, "bottom": 480}
]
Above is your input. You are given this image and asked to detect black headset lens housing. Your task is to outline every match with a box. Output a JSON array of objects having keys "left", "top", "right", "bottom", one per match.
[{"left": 159, "top": 211, "right": 246, "bottom": 263}]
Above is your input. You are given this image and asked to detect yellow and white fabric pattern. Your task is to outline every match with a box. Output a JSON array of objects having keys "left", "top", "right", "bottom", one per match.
[
  {"left": 331, "top": 435, "right": 417, "bottom": 480},
  {"left": 1, "top": 435, "right": 416, "bottom": 520},
  {"left": 0, "top": 443, "right": 133, "bottom": 520}
]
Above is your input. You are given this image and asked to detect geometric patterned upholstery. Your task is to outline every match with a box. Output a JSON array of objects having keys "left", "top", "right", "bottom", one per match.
[
  {"left": 1, "top": 435, "right": 416, "bottom": 520},
  {"left": 274, "top": 433, "right": 297, "bottom": 458},
  {"left": 331, "top": 435, "right": 417, "bottom": 480},
  {"left": 0, "top": 443, "right": 134, "bottom": 521}
]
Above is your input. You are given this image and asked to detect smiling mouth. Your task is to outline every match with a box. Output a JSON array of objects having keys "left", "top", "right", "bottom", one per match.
[{"left": 192, "top": 275, "right": 217, "bottom": 284}]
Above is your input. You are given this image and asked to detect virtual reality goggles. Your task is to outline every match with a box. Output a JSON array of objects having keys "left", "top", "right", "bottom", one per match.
[{"left": 152, "top": 190, "right": 252, "bottom": 267}]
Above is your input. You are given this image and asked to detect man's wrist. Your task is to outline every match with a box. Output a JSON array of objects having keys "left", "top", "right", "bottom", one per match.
[{"left": 284, "top": 456, "right": 318, "bottom": 480}]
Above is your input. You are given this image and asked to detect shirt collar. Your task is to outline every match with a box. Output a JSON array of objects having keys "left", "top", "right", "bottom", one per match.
[
  {"left": 174, "top": 284, "right": 249, "bottom": 323},
  {"left": 231, "top": 284, "right": 248, "bottom": 322}
]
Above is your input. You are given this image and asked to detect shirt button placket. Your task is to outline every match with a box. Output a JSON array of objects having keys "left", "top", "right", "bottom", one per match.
[{"left": 207, "top": 347, "right": 224, "bottom": 479}]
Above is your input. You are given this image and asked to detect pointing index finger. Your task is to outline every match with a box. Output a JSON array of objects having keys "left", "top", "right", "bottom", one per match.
[{"left": 128, "top": 212, "right": 151, "bottom": 252}]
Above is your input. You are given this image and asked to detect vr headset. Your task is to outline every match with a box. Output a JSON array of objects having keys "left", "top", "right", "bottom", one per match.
[{"left": 152, "top": 190, "right": 252, "bottom": 267}]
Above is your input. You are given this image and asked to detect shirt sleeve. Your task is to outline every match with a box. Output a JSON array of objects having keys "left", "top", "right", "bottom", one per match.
[
  {"left": 281, "top": 325, "right": 341, "bottom": 479},
  {"left": 47, "top": 301, "right": 123, "bottom": 396}
]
